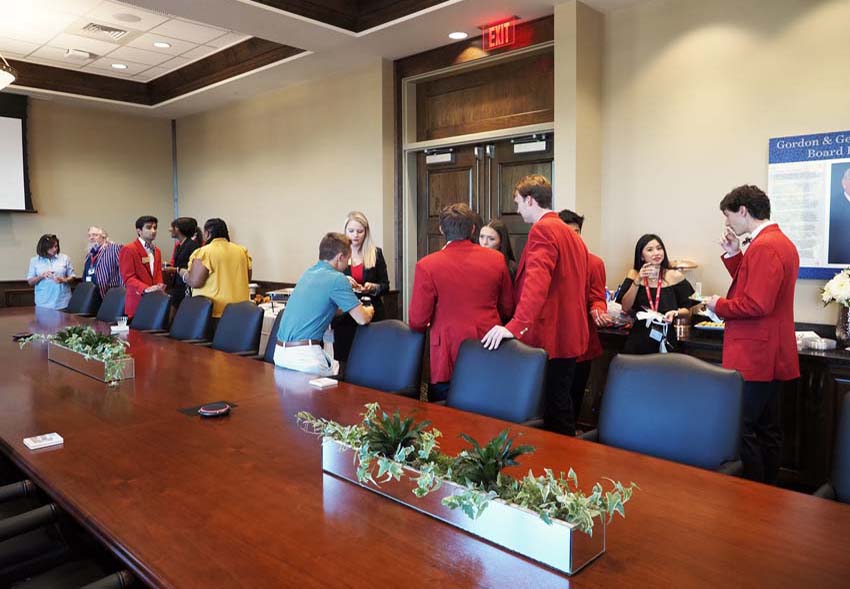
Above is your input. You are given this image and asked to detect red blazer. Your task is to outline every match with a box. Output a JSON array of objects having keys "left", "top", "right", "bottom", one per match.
[
  {"left": 578, "top": 252, "right": 607, "bottom": 363},
  {"left": 119, "top": 239, "right": 163, "bottom": 318},
  {"left": 506, "top": 212, "right": 589, "bottom": 359},
  {"left": 409, "top": 240, "right": 514, "bottom": 384},
  {"left": 715, "top": 224, "right": 799, "bottom": 382}
]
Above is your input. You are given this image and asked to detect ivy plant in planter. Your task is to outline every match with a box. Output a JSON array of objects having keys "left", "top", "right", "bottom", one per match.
[
  {"left": 19, "top": 325, "right": 130, "bottom": 385},
  {"left": 296, "top": 402, "right": 638, "bottom": 536}
]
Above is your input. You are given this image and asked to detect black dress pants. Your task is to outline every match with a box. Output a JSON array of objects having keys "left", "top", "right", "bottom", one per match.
[
  {"left": 544, "top": 358, "right": 578, "bottom": 436},
  {"left": 741, "top": 380, "right": 783, "bottom": 484},
  {"left": 568, "top": 360, "right": 592, "bottom": 428}
]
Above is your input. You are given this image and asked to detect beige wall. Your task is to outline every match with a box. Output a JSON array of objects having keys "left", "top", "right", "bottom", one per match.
[
  {"left": 176, "top": 60, "right": 396, "bottom": 286},
  {"left": 601, "top": 0, "right": 850, "bottom": 324},
  {"left": 554, "top": 1, "right": 604, "bottom": 253},
  {"left": 0, "top": 100, "right": 172, "bottom": 280}
]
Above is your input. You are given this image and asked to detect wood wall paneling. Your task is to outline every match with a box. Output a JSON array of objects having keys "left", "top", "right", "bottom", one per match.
[{"left": 416, "top": 51, "right": 553, "bottom": 141}]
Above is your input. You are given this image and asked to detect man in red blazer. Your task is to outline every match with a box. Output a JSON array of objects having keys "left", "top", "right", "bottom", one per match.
[
  {"left": 119, "top": 215, "right": 166, "bottom": 318},
  {"left": 482, "top": 176, "right": 589, "bottom": 435},
  {"left": 409, "top": 203, "right": 514, "bottom": 401},
  {"left": 559, "top": 210, "right": 614, "bottom": 427},
  {"left": 707, "top": 185, "right": 800, "bottom": 484}
]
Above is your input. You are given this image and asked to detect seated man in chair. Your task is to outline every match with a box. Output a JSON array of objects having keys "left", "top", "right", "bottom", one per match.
[{"left": 275, "top": 233, "right": 374, "bottom": 376}]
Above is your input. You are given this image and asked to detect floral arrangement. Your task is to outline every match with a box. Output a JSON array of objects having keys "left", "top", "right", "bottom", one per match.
[
  {"left": 822, "top": 269, "right": 850, "bottom": 307},
  {"left": 296, "top": 403, "right": 638, "bottom": 535},
  {"left": 19, "top": 325, "right": 130, "bottom": 385}
]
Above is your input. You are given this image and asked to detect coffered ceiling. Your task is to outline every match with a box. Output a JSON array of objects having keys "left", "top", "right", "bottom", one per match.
[{"left": 0, "top": 0, "right": 643, "bottom": 117}]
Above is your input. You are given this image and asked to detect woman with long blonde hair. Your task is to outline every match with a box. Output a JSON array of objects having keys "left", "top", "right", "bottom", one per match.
[{"left": 334, "top": 211, "right": 390, "bottom": 367}]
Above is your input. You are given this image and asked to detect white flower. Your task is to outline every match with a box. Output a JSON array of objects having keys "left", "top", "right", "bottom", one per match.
[{"left": 823, "top": 268, "right": 850, "bottom": 306}]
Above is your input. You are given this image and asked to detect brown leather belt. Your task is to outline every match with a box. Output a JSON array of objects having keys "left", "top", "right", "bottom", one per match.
[{"left": 276, "top": 339, "right": 323, "bottom": 348}]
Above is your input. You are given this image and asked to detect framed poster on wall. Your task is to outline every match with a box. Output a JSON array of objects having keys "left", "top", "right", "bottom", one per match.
[{"left": 768, "top": 129, "right": 850, "bottom": 279}]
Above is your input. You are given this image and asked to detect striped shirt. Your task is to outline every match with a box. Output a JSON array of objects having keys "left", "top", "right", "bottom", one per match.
[{"left": 85, "top": 242, "right": 123, "bottom": 298}]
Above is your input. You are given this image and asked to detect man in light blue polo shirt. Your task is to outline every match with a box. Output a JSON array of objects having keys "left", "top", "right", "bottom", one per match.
[{"left": 275, "top": 232, "right": 375, "bottom": 375}]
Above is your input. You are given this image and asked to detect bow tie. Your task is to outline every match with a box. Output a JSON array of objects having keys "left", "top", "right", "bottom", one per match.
[{"left": 742, "top": 237, "right": 752, "bottom": 246}]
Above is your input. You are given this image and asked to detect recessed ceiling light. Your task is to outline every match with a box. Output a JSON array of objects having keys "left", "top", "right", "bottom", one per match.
[
  {"left": 448, "top": 31, "right": 468, "bottom": 40},
  {"left": 153, "top": 41, "right": 172, "bottom": 49},
  {"left": 111, "top": 63, "right": 128, "bottom": 70}
]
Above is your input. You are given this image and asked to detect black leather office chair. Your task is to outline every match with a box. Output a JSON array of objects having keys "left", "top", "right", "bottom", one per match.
[
  {"left": 95, "top": 288, "right": 125, "bottom": 323},
  {"left": 814, "top": 392, "right": 850, "bottom": 503},
  {"left": 261, "top": 311, "right": 284, "bottom": 363},
  {"left": 129, "top": 292, "right": 170, "bottom": 332},
  {"left": 446, "top": 339, "right": 547, "bottom": 423},
  {"left": 168, "top": 296, "right": 213, "bottom": 342},
  {"left": 582, "top": 354, "right": 744, "bottom": 473},
  {"left": 344, "top": 320, "right": 425, "bottom": 397},
  {"left": 64, "top": 283, "right": 99, "bottom": 316},
  {"left": 210, "top": 302, "right": 263, "bottom": 355}
]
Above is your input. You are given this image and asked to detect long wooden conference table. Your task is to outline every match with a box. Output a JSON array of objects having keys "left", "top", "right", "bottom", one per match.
[{"left": 1, "top": 307, "right": 850, "bottom": 587}]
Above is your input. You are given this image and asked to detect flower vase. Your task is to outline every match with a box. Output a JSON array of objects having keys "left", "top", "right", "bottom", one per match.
[{"left": 836, "top": 305, "right": 850, "bottom": 346}]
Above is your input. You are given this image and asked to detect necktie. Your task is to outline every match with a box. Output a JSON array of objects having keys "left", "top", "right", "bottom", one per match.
[{"left": 742, "top": 237, "right": 752, "bottom": 246}]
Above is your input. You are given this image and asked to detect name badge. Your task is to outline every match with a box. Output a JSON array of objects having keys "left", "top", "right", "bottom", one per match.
[
  {"left": 649, "top": 324, "right": 664, "bottom": 342},
  {"left": 141, "top": 256, "right": 150, "bottom": 263},
  {"left": 85, "top": 275, "right": 93, "bottom": 282}
]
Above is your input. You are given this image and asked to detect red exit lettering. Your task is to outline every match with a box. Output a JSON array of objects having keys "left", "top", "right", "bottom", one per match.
[{"left": 483, "top": 20, "right": 516, "bottom": 50}]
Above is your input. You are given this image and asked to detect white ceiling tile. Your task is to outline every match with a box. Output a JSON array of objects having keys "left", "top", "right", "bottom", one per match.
[
  {"left": 206, "top": 32, "right": 249, "bottom": 49},
  {"left": 126, "top": 33, "right": 196, "bottom": 56},
  {"left": 0, "top": 37, "right": 40, "bottom": 58},
  {"left": 133, "top": 66, "right": 170, "bottom": 82},
  {"left": 30, "top": 45, "right": 95, "bottom": 66},
  {"left": 26, "top": 56, "right": 84, "bottom": 71},
  {"left": 107, "top": 45, "right": 171, "bottom": 66},
  {"left": 27, "top": 0, "right": 102, "bottom": 16},
  {"left": 149, "top": 19, "right": 227, "bottom": 45},
  {"left": 86, "top": 57, "right": 150, "bottom": 75},
  {"left": 158, "top": 56, "right": 193, "bottom": 72},
  {"left": 86, "top": 1, "right": 170, "bottom": 32},
  {"left": 50, "top": 33, "right": 119, "bottom": 57},
  {"left": 180, "top": 45, "right": 217, "bottom": 61},
  {"left": 0, "top": 10, "right": 78, "bottom": 45}
]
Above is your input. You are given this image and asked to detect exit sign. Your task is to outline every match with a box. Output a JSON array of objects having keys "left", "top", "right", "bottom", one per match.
[{"left": 482, "top": 19, "right": 516, "bottom": 51}]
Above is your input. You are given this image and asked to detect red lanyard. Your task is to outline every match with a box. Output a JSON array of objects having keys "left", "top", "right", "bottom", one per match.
[{"left": 643, "top": 271, "right": 663, "bottom": 312}]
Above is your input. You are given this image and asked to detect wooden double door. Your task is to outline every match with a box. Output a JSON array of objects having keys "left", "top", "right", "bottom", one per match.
[{"left": 416, "top": 135, "right": 554, "bottom": 261}]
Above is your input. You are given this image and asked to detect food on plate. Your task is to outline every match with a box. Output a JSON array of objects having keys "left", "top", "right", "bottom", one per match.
[{"left": 696, "top": 321, "right": 725, "bottom": 328}]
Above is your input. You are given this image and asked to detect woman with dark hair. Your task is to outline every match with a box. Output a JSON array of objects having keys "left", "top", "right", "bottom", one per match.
[
  {"left": 616, "top": 233, "right": 696, "bottom": 354},
  {"left": 167, "top": 217, "right": 202, "bottom": 310},
  {"left": 183, "top": 218, "right": 252, "bottom": 322},
  {"left": 478, "top": 218, "right": 517, "bottom": 281},
  {"left": 27, "top": 234, "right": 75, "bottom": 309}
]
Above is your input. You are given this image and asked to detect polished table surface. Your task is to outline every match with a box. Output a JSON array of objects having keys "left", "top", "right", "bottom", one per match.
[{"left": 2, "top": 308, "right": 850, "bottom": 587}]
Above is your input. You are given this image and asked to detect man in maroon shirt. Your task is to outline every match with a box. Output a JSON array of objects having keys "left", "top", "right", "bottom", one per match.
[{"left": 482, "top": 176, "right": 589, "bottom": 435}]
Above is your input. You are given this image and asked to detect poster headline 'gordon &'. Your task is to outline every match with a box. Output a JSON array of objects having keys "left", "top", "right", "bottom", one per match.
[{"left": 769, "top": 130, "right": 850, "bottom": 163}]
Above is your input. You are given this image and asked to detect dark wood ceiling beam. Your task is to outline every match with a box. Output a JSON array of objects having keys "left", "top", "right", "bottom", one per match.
[
  {"left": 247, "top": 0, "right": 357, "bottom": 30},
  {"left": 8, "top": 59, "right": 150, "bottom": 105},
  {"left": 148, "top": 39, "right": 305, "bottom": 104},
  {"left": 6, "top": 39, "right": 306, "bottom": 107}
]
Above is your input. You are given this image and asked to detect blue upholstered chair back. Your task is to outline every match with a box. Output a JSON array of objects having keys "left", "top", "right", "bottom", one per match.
[
  {"left": 212, "top": 301, "right": 263, "bottom": 354},
  {"left": 344, "top": 320, "right": 425, "bottom": 396},
  {"left": 262, "top": 311, "right": 284, "bottom": 363},
  {"left": 65, "top": 282, "right": 99, "bottom": 315},
  {"left": 130, "top": 291, "right": 171, "bottom": 331},
  {"left": 95, "top": 288, "right": 126, "bottom": 323},
  {"left": 170, "top": 296, "right": 213, "bottom": 341},
  {"left": 830, "top": 393, "right": 850, "bottom": 503},
  {"left": 599, "top": 354, "right": 743, "bottom": 470},
  {"left": 447, "top": 339, "right": 547, "bottom": 423}
]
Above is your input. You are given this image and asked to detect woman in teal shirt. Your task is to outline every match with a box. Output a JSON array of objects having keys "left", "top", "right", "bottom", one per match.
[{"left": 27, "top": 234, "right": 75, "bottom": 309}]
